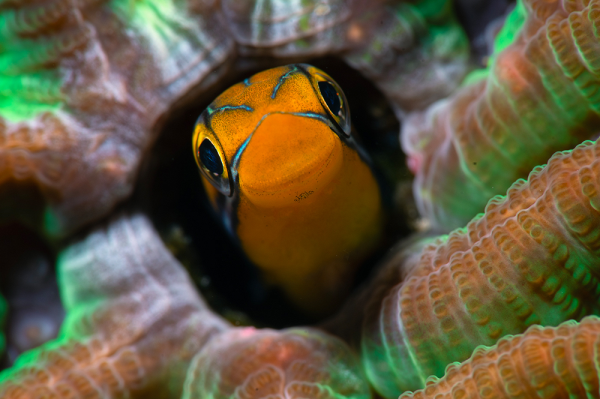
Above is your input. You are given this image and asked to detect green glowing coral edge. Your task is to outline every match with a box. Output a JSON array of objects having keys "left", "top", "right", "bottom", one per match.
[
  {"left": 491, "top": 0, "right": 526, "bottom": 55},
  {"left": 399, "top": 316, "right": 600, "bottom": 399},
  {"left": 0, "top": 0, "right": 188, "bottom": 123},
  {"left": 461, "top": 0, "right": 526, "bottom": 86},
  {"left": 363, "top": 138, "right": 600, "bottom": 397}
]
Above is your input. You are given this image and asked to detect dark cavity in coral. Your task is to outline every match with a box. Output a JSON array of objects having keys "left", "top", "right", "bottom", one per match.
[{"left": 136, "top": 57, "right": 411, "bottom": 328}]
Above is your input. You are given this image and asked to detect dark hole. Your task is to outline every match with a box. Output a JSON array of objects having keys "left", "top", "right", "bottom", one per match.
[{"left": 139, "top": 56, "right": 413, "bottom": 329}]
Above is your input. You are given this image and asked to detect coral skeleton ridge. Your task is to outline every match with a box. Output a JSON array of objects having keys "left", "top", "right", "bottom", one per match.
[
  {"left": 400, "top": 316, "right": 600, "bottom": 399},
  {"left": 404, "top": 0, "right": 600, "bottom": 230},
  {"left": 363, "top": 137, "right": 600, "bottom": 397}
]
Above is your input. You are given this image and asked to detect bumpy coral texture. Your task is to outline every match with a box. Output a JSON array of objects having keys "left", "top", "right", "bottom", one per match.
[
  {"left": 362, "top": 138, "right": 600, "bottom": 397},
  {"left": 0, "top": 0, "right": 468, "bottom": 237},
  {"left": 403, "top": 0, "right": 600, "bottom": 230},
  {"left": 400, "top": 316, "right": 600, "bottom": 399},
  {"left": 0, "top": 0, "right": 233, "bottom": 236},
  {"left": 0, "top": 214, "right": 229, "bottom": 399},
  {"left": 0, "top": 214, "right": 368, "bottom": 399},
  {"left": 183, "top": 328, "right": 370, "bottom": 399}
]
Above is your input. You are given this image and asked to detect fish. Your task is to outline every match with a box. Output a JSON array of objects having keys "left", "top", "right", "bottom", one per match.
[{"left": 192, "top": 64, "right": 384, "bottom": 316}]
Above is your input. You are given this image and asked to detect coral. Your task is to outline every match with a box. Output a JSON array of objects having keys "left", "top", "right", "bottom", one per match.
[
  {"left": 183, "top": 328, "right": 369, "bottom": 399},
  {"left": 0, "top": 214, "right": 229, "bottom": 399},
  {"left": 399, "top": 315, "right": 600, "bottom": 399},
  {"left": 403, "top": 0, "right": 600, "bottom": 230},
  {"left": 362, "top": 138, "right": 600, "bottom": 397},
  {"left": 344, "top": 0, "right": 469, "bottom": 111},
  {"left": 0, "top": 0, "right": 468, "bottom": 236},
  {"left": 0, "top": 214, "right": 368, "bottom": 399},
  {"left": 0, "top": 0, "right": 233, "bottom": 236}
]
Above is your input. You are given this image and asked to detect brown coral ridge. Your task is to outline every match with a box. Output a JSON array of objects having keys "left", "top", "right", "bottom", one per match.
[
  {"left": 403, "top": 0, "right": 600, "bottom": 230},
  {"left": 0, "top": 214, "right": 230, "bottom": 399},
  {"left": 0, "top": 0, "right": 234, "bottom": 237},
  {"left": 400, "top": 316, "right": 600, "bottom": 399},
  {"left": 362, "top": 138, "right": 600, "bottom": 396},
  {"left": 0, "top": 213, "right": 371, "bottom": 399},
  {"left": 183, "top": 328, "right": 370, "bottom": 399},
  {"left": 343, "top": 0, "right": 469, "bottom": 111},
  {"left": 0, "top": 0, "right": 468, "bottom": 237}
]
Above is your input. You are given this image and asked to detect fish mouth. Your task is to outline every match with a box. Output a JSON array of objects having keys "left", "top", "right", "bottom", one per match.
[{"left": 238, "top": 112, "right": 343, "bottom": 207}]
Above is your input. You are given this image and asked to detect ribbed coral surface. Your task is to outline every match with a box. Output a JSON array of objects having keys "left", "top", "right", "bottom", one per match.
[
  {"left": 364, "top": 138, "right": 600, "bottom": 397},
  {"left": 400, "top": 316, "right": 600, "bottom": 399},
  {"left": 404, "top": 0, "right": 600, "bottom": 230}
]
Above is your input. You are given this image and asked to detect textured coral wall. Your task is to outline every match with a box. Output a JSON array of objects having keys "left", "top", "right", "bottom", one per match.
[
  {"left": 363, "top": 138, "right": 600, "bottom": 397},
  {"left": 404, "top": 0, "right": 600, "bottom": 230},
  {"left": 400, "top": 316, "right": 600, "bottom": 399}
]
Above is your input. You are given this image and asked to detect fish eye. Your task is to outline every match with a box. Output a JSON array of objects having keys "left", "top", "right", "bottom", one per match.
[
  {"left": 318, "top": 81, "right": 341, "bottom": 117},
  {"left": 199, "top": 139, "right": 223, "bottom": 176},
  {"left": 304, "top": 65, "right": 351, "bottom": 138},
  {"left": 193, "top": 110, "right": 233, "bottom": 197}
]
